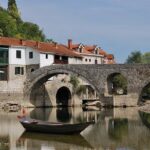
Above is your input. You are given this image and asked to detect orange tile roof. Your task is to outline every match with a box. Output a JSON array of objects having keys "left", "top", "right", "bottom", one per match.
[
  {"left": 106, "top": 54, "right": 114, "bottom": 60},
  {"left": 70, "top": 43, "right": 93, "bottom": 55},
  {"left": 71, "top": 44, "right": 80, "bottom": 49},
  {"left": 84, "top": 45, "right": 96, "bottom": 51},
  {"left": 68, "top": 40, "right": 108, "bottom": 57},
  {"left": 0, "top": 37, "right": 82, "bottom": 58},
  {"left": 99, "top": 49, "right": 107, "bottom": 56}
]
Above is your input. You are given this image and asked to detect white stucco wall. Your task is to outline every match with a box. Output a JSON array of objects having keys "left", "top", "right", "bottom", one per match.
[
  {"left": 68, "top": 57, "right": 82, "bottom": 64},
  {"left": 25, "top": 48, "right": 40, "bottom": 65},
  {"left": 81, "top": 54, "right": 103, "bottom": 64},
  {"left": 9, "top": 46, "right": 40, "bottom": 65},
  {"left": 40, "top": 53, "right": 54, "bottom": 67},
  {"left": 9, "top": 47, "right": 26, "bottom": 65}
]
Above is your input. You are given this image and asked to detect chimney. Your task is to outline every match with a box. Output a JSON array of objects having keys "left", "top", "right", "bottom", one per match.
[
  {"left": 36, "top": 41, "right": 40, "bottom": 48},
  {"left": 68, "top": 39, "right": 72, "bottom": 49},
  {"left": 54, "top": 42, "right": 58, "bottom": 49},
  {"left": 20, "top": 39, "right": 26, "bottom": 46}
]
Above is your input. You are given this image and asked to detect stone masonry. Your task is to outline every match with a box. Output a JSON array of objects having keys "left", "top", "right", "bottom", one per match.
[{"left": 24, "top": 64, "right": 150, "bottom": 107}]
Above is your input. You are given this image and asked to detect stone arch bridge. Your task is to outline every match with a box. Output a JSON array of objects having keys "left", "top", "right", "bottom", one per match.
[{"left": 24, "top": 64, "right": 150, "bottom": 107}]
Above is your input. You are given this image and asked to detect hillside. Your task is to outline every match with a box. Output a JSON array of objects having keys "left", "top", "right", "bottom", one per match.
[{"left": 0, "top": 1, "right": 46, "bottom": 41}]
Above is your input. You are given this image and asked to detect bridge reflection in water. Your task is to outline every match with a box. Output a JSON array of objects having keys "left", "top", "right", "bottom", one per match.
[{"left": 1, "top": 108, "right": 150, "bottom": 149}]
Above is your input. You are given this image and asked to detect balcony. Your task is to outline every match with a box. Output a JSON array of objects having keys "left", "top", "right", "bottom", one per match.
[{"left": 54, "top": 59, "right": 68, "bottom": 64}]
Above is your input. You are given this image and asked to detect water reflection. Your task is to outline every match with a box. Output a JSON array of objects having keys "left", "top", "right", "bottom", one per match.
[
  {"left": 57, "top": 107, "right": 72, "bottom": 122},
  {"left": 19, "top": 132, "right": 93, "bottom": 149},
  {"left": 108, "top": 118, "right": 128, "bottom": 141},
  {"left": 0, "top": 137, "right": 9, "bottom": 150},
  {"left": 139, "top": 111, "right": 150, "bottom": 129},
  {"left": 30, "top": 108, "right": 51, "bottom": 121},
  {"left": 1, "top": 108, "right": 150, "bottom": 149},
  {"left": 29, "top": 107, "right": 99, "bottom": 123}
]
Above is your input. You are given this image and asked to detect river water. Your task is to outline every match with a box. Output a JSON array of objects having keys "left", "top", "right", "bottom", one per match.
[{"left": 1, "top": 107, "right": 150, "bottom": 150}]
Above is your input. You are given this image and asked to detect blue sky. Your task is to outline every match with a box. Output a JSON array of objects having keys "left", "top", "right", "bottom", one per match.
[{"left": 1, "top": 0, "right": 150, "bottom": 63}]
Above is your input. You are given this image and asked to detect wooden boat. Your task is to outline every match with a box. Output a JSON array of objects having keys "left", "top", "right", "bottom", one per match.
[{"left": 19, "top": 117, "right": 94, "bottom": 134}]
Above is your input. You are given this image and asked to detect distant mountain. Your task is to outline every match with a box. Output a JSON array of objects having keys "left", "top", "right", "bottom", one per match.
[{"left": 0, "top": 0, "right": 46, "bottom": 41}]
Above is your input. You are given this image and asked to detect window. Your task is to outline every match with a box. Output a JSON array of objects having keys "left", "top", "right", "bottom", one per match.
[
  {"left": 85, "top": 58, "right": 87, "bottom": 62},
  {"left": 0, "top": 46, "right": 8, "bottom": 65},
  {"left": 0, "top": 66, "right": 8, "bottom": 80},
  {"left": 95, "top": 50, "right": 98, "bottom": 54},
  {"left": 16, "top": 50, "right": 21, "bottom": 58},
  {"left": 29, "top": 52, "right": 33, "bottom": 59},
  {"left": 55, "top": 55, "right": 60, "bottom": 60},
  {"left": 89, "top": 59, "right": 91, "bottom": 62},
  {"left": 46, "top": 54, "right": 48, "bottom": 59},
  {"left": 31, "top": 68, "right": 34, "bottom": 72},
  {"left": 95, "top": 59, "right": 98, "bottom": 64},
  {"left": 15, "top": 67, "right": 24, "bottom": 75}
]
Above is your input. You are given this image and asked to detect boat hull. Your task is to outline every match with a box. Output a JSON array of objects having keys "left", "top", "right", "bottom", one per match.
[{"left": 20, "top": 118, "right": 94, "bottom": 134}]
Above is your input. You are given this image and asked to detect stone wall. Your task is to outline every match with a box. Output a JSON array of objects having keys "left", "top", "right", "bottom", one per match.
[
  {"left": 29, "top": 80, "right": 82, "bottom": 107},
  {"left": 24, "top": 64, "right": 150, "bottom": 107}
]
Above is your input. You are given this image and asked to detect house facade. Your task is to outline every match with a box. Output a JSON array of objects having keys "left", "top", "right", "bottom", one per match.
[
  {"left": 0, "top": 37, "right": 82, "bottom": 93},
  {"left": 67, "top": 39, "right": 115, "bottom": 64}
]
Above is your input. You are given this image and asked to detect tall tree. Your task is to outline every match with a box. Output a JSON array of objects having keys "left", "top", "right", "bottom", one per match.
[
  {"left": 0, "top": 8, "right": 17, "bottom": 36},
  {"left": 125, "top": 51, "right": 142, "bottom": 64},
  {"left": 7, "top": 0, "right": 20, "bottom": 20},
  {"left": 142, "top": 52, "right": 150, "bottom": 64}
]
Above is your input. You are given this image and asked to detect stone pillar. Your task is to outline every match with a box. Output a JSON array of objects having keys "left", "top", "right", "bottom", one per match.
[{"left": 86, "top": 87, "right": 89, "bottom": 99}]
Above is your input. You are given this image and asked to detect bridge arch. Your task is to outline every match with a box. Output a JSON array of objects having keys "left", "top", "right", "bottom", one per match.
[
  {"left": 56, "top": 86, "right": 71, "bottom": 106},
  {"left": 24, "top": 65, "right": 100, "bottom": 106},
  {"left": 23, "top": 64, "right": 150, "bottom": 107},
  {"left": 106, "top": 72, "right": 128, "bottom": 95},
  {"left": 139, "top": 77, "right": 150, "bottom": 103}
]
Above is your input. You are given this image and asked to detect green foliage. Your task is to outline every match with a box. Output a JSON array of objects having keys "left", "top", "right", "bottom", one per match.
[
  {"left": 76, "top": 85, "right": 86, "bottom": 96},
  {"left": 142, "top": 52, "right": 150, "bottom": 64},
  {"left": 18, "top": 22, "right": 46, "bottom": 41},
  {"left": 126, "top": 51, "right": 150, "bottom": 64},
  {"left": 70, "top": 75, "right": 79, "bottom": 93},
  {"left": 45, "top": 38, "right": 55, "bottom": 43},
  {"left": 143, "top": 84, "right": 150, "bottom": 98},
  {"left": 112, "top": 74, "right": 127, "bottom": 94},
  {"left": 0, "top": 7, "right": 17, "bottom": 36},
  {"left": 126, "top": 51, "right": 142, "bottom": 64},
  {"left": 0, "top": 2, "right": 47, "bottom": 41},
  {"left": 0, "top": 28, "right": 3, "bottom": 36},
  {"left": 7, "top": 0, "right": 20, "bottom": 20},
  {"left": 69, "top": 75, "right": 85, "bottom": 96},
  {"left": 108, "top": 118, "right": 128, "bottom": 141}
]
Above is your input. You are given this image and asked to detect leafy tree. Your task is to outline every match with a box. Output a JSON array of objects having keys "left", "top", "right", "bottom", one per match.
[
  {"left": 18, "top": 22, "right": 46, "bottom": 41},
  {"left": 142, "top": 52, "right": 150, "bottom": 64},
  {"left": 7, "top": 0, "right": 20, "bottom": 20},
  {"left": 70, "top": 75, "right": 80, "bottom": 94},
  {"left": 112, "top": 74, "right": 127, "bottom": 94},
  {"left": 69, "top": 75, "right": 86, "bottom": 96},
  {"left": 45, "top": 38, "right": 55, "bottom": 43},
  {"left": 126, "top": 51, "right": 142, "bottom": 64},
  {"left": 0, "top": 28, "right": 3, "bottom": 36},
  {"left": 0, "top": 2, "right": 47, "bottom": 41},
  {"left": 0, "top": 8, "right": 17, "bottom": 36}
]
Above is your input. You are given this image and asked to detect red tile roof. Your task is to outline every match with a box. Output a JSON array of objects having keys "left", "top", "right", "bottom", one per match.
[
  {"left": 106, "top": 54, "right": 114, "bottom": 60},
  {"left": 99, "top": 49, "right": 107, "bottom": 56},
  {"left": 67, "top": 40, "right": 109, "bottom": 57},
  {"left": 0, "top": 37, "right": 82, "bottom": 58},
  {"left": 84, "top": 45, "right": 97, "bottom": 52}
]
